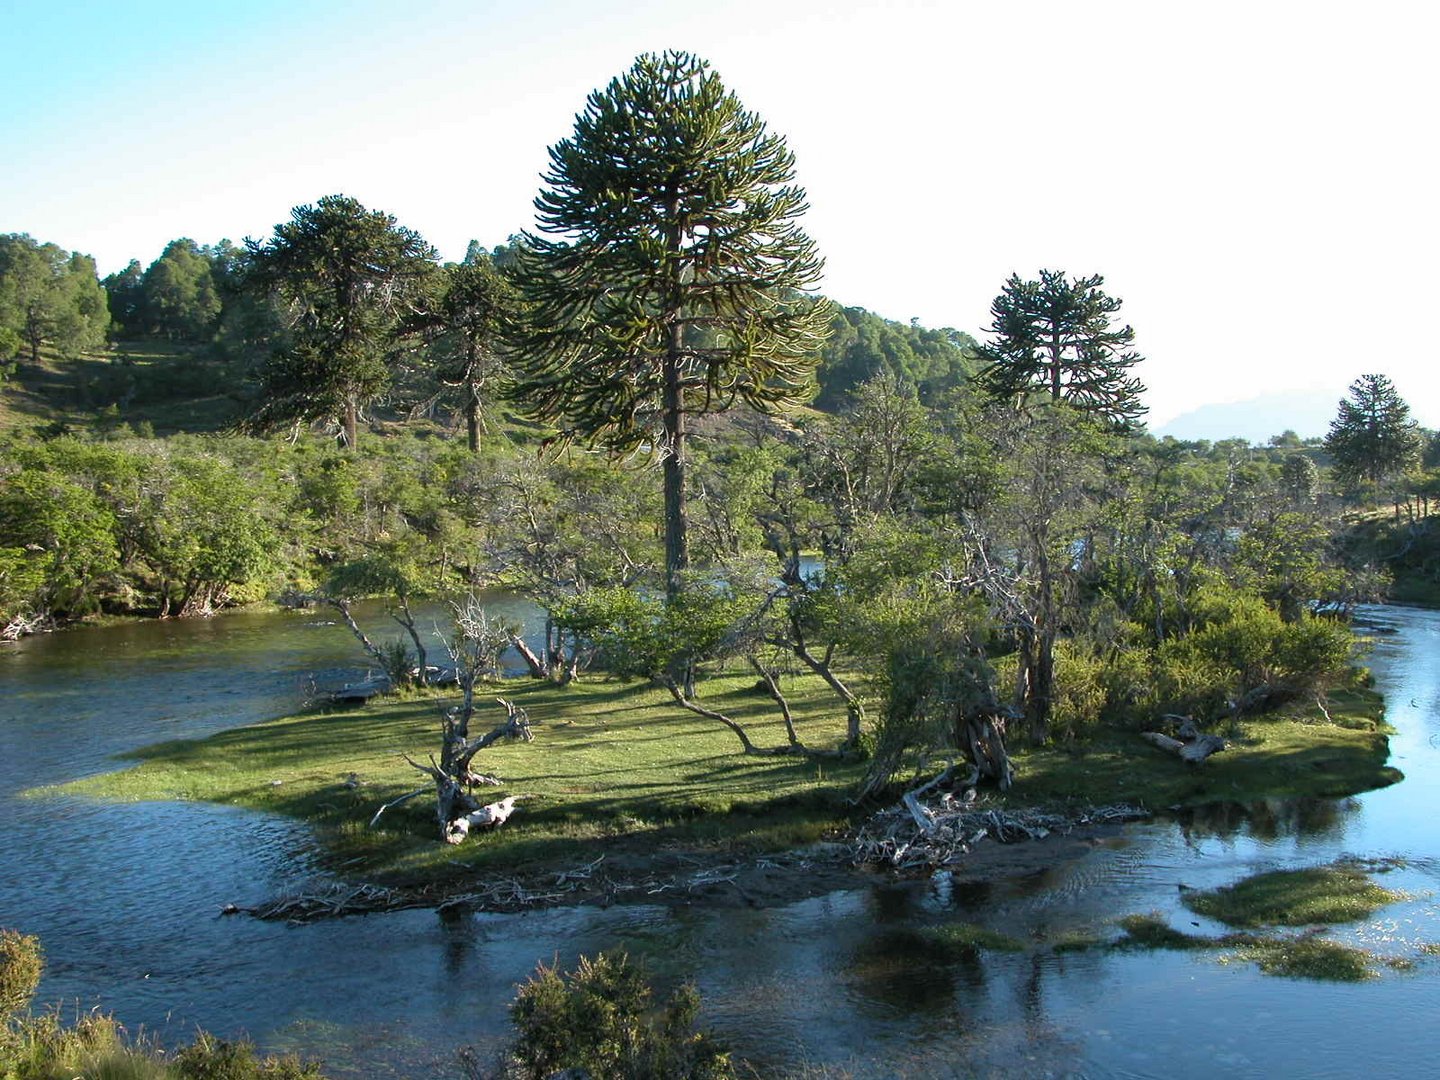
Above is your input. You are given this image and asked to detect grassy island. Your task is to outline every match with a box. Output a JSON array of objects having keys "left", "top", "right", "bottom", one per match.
[{"left": 55, "top": 671, "right": 1398, "bottom": 893}]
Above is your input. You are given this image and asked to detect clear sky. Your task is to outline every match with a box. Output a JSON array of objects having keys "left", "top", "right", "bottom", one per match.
[{"left": 5, "top": 0, "right": 1436, "bottom": 430}]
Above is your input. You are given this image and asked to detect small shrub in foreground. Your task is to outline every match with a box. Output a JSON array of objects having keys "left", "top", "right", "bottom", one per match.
[
  {"left": 173, "top": 1032, "right": 326, "bottom": 1078},
  {"left": 508, "top": 951, "right": 733, "bottom": 1079},
  {"left": 1, "top": 929, "right": 328, "bottom": 1079}
]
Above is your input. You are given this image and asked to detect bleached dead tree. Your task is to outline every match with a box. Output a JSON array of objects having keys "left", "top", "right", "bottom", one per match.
[{"left": 375, "top": 595, "right": 537, "bottom": 843}]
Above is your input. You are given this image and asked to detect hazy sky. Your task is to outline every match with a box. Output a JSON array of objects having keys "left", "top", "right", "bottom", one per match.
[{"left": 6, "top": 0, "right": 1436, "bottom": 429}]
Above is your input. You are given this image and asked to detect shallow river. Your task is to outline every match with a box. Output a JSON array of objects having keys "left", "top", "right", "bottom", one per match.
[{"left": 1, "top": 604, "right": 1438, "bottom": 1078}]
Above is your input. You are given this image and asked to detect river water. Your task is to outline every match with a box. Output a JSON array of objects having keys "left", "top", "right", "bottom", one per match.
[{"left": 1, "top": 604, "right": 1437, "bottom": 1078}]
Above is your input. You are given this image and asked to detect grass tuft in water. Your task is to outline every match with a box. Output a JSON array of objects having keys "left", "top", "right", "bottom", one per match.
[
  {"left": 917, "top": 923, "right": 1026, "bottom": 956},
  {"left": 1112, "top": 911, "right": 1412, "bottom": 982},
  {"left": 1182, "top": 859, "right": 1405, "bottom": 928},
  {"left": 1114, "top": 913, "right": 1215, "bottom": 951},
  {"left": 1228, "top": 936, "right": 1380, "bottom": 982},
  {"left": 1047, "top": 931, "right": 1103, "bottom": 954}
]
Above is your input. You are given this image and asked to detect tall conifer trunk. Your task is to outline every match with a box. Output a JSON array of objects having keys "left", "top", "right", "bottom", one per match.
[
  {"left": 662, "top": 330, "right": 688, "bottom": 600},
  {"left": 661, "top": 195, "right": 689, "bottom": 600},
  {"left": 343, "top": 396, "right": 359, "bottom": 450},
  {"left": 465, "top": 396, "right": 481, "bottom": 453}
]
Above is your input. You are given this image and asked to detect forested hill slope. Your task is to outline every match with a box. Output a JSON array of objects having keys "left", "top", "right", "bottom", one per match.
[
  {"left": 0, "top": 303, "right": 973, "bottom": 440},
  {"left": 814, "top": 304, "right": 978, "bottom": 410}
]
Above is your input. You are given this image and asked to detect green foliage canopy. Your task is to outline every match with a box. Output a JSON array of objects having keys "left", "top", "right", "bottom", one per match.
[
  {"left": 245, "top": 195, "right": 435, "bottom": 448},
  {"left": 140, "top": 238, "right": 223, "bottom": 342},
  {"left": 0, "top": 233, "right": 109, "bottom": 365}
]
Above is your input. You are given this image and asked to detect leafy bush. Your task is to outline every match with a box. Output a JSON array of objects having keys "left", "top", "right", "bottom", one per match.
[
  {"left": 508, "top": 952, "right": 732, "bottom": 1080},
  {"left": 1049, "top": 640, "right": 1107, "bottom": 742},
  {"left": 554, "top": 582, "right": 751, "bottom": 682},
  {"left": 1162, "top": 590, "right": 1353, "bottom": 710}
]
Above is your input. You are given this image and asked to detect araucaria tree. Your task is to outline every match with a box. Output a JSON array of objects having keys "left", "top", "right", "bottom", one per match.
[
  {"left": 1324, "top": 373, "right": 1421, "bottom": 487},
  {"left": 508, "top": 51, "right": 832, "bottom": 597},
  {"left": 245, "top": 195, "right": 435, "bottom": 449},
  {"left": 404, "top": 253, "right": 517, "bottom": 452},
  {"left": 976, "top": 270, "right": 1146, "bottom": 429}
]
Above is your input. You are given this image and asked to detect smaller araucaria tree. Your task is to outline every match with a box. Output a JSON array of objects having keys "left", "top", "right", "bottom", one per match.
[
  {"left": 403, "top": 253, "right": 518, "bottom": 452},
  {"left": 245, "top": 195, "right": 435, "bottom": 449},
  {"left": 975, "top": 269, "right": 1146, "bottom": 429},
  {"left": 1323, "top": 373, "right": 1422, "bottom": 488}
]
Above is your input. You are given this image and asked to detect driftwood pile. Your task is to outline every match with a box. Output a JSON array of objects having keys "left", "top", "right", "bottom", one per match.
[
  {"left": 854, "top": 766, "right": 1149, "bottom": 870},
  {"left": 221, "top": 847, "right": 854, "bottom": 923},
  {"left": 220, "top": 883, "right": 427, "bottom": 922}
]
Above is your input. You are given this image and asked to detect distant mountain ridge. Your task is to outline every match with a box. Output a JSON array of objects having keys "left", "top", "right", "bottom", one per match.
[{"left": 1153, "top": 388, "right": 1343, "bottom": 444}]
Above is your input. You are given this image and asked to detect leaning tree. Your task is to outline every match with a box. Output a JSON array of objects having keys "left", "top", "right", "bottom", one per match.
[
  {"left": 506, "top": 50, "right": 833, "bottom": 598},
  {"left": 975, "top": 269, "right": 1147, "bottom": 430}
]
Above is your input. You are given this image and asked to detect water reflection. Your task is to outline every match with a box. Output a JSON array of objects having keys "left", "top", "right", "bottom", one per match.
[{"left": 1174, "top": 795, "right": 1352, "bottom": 842}]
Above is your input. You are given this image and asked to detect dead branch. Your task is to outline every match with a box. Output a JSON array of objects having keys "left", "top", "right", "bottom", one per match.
[
  {"left": 854, "top": 790, "right": 1150, "bottom": 870},
  {"left": 367, "top": 787, "right": 429, "bottom": 829}
]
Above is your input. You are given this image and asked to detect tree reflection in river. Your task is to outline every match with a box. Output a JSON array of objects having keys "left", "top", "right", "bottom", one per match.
[{"left": 1175, "top": 795, "right": 1351, "bottom": 843}]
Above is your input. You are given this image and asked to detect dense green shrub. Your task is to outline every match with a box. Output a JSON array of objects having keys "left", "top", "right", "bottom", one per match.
[
  {"left": 1162, "top": 590, "right": 1353, "bottom": 709},
  {"left": 1049, "top": 640, "right": 1108, "bottom": 741},
  {"left": 508, "top": 952, "right": 732, "bottom": 1080}
]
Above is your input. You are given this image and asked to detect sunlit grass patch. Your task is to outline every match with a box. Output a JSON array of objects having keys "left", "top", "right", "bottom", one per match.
[
  {"left": 1183, "top": 860, "right": 1405, "bottom": 928},
  {"left": 1002, "top": 686, "right": 1399, "bottom": 811}
]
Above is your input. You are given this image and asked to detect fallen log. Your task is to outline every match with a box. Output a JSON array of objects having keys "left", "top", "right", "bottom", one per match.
[
  {"left": 1141, "top": 720, "right": 1226, "bottom": 765},
  {"left": 444, "top": 795, "right": 521, "bottom": 843}
]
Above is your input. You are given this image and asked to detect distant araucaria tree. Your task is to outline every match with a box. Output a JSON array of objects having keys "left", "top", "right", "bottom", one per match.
[{"left": 1323, "top": 373, "right": 1422, "bottom": 488}]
